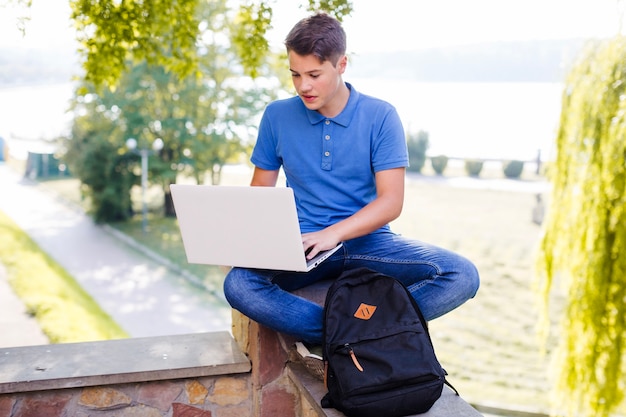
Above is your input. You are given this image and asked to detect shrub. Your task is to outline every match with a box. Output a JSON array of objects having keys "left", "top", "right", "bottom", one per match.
[
  {"left": 406, "top": 130, "right": 429, "bottom": 173},
  {"left": 503, "top": 160, "right": 524, "bottom": 178},
  {"left": 464, "top": 159, "right": 484, "bottom": 177},
  {"left": 430, "top": 155, "right": 448, "bottom": 175}
]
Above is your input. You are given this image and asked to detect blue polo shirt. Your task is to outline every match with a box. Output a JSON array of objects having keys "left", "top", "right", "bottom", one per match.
[{"left": 251, "top": 83, "right": 408, "bottom": 233}]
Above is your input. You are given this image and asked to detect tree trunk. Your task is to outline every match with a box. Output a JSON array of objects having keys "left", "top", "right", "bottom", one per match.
[{"left": 164, "top": 188, "right": 176, "bottom": 217}]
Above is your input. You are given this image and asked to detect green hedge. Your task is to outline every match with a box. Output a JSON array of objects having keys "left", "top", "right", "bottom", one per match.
[
  {"left": 503, "top": 160, "right": 524, "bottom": 178},
  {"left": 464, "top": 159, "right": 484, "bottom": 177},
  {"left": 430, "top": 155, "right": 449, "bottom": 175}
]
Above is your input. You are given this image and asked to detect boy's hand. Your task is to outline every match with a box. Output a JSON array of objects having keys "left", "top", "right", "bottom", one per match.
[{"left": 302, "top": 230, "right": 340, "bottom": 260}]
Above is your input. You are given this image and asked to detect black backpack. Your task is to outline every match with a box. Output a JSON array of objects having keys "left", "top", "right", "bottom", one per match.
[{"left": 320, "top": 267, "right": 456, "bottom": 417}]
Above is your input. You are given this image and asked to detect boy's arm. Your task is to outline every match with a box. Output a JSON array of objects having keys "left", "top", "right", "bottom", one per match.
[
  {"left": 302, "top": 167, "right": 405, "bottom": 259},
  {"left": 250, "top": 167, "right": 280, "bottom": 186}
]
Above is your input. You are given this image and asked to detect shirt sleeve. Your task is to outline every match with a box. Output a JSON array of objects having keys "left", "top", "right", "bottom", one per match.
[
  {"left": 250, "top": 105, "right": 283, "bottom": 171},
  {"left": 371, "top": 104, "right": 409, "bottom": 172}
]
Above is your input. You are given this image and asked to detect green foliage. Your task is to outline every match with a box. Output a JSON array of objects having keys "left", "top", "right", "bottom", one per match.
[
  {"left": 406, "top": 130, "right": 429, "bottom": 173},
  {"left": 0, "top": 209, "right": 128, "bottom": 342},
  {"left": 231, "top": 0, "right": 352, "bottom": 77},
  {"left": 430, "top": 155, "right": 448, "bottom": 175},
  {"left": 502, "top": 160, "right": 524, "bottom": 178},
  {"left": 536, "top": 37, "right": 626, "bottom": 417},
  {"left": 63, "top": 98, "right": 135, "bottom": 222},
  {"left": 68, "top": 0, "right": 354, "bottom": 89},
  {"left": 464, "top": 159, "right": 484, "bottom": 177},
  {"left": 2, "top": 0, "right": 32, "bottom": 35},
  {"left": 307, "top": 0, "right": 353, "bottom": 21},
  {"left": 232, "top": 1, "right": 272, "bottom": 78},
  {"left": 70, "top": 0, "right": 202, "bottom": 89},
  {"left": 64, "top": 0, "right": 278, "bottom": 222}
]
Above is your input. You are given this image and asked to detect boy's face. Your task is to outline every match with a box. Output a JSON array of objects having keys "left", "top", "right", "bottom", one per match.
[{"left": 288, "top": 51, "right": 348, "bottom": 118}]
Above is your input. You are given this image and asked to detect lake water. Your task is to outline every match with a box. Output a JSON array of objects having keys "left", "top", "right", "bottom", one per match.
[
  {"left": 0, "top": 83, "right": 76, "bottom": 157},
  {"left": 0, "top": 80, "right": 564, "bottom": 161},
  {"left": 351, "top": 78, "right": 563, "bottom": 161}
]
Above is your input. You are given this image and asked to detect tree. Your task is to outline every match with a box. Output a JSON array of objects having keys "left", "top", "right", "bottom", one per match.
[
  {"left": 536, "top": 37, "right": 626, "bottom": 417},
  {"left": 70, "top": 0, "right": 201, "bottom": 89},
  {"left": 63, "top": 93, "right": 135, "bottom": 222},
  {"left": 5, "top": 0, "right": 353, "bottom": 89},
  {"left": 63, "top": 0, "right": 282, "bottom": 221},
  {"left": 68, "top": 0, "right": 353, "bottom": 90}
]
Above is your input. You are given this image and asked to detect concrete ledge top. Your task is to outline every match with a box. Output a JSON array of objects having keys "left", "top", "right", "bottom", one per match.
[{"left": 0, "top": 331, "right": 250, "bottom": 394}]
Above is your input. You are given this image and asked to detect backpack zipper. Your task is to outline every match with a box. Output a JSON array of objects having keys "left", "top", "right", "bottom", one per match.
[{"left": 345, "top": 343, "right": 364, "bottom": 372}]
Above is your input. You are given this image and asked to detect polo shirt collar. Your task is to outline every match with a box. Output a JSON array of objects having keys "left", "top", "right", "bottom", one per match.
[{"left": 305, "top": 82, "right": 358, "bottom": 127}]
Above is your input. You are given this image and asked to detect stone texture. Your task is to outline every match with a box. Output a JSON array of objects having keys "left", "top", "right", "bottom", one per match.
[
  {"left": 78, "top": 387, "right": 131, "bottom": 409},
  {"left": 118, "top": 404, "right": 162, "bottom": 417},
  {"left": 172, "top": 402, "right": 212, "bottom": 417},
  {"left": 261, "top": 385, "right": 297, "bottom": 417},
  {"left": 257, "top": 325, "right": 289, "bottom": 386},
  {"left": 15, "top": 392, "right": 72, "bottom": 417},
  {"left": 299, "top": 391, "right": 318, "bottom": 417},
  {"left": 208, "top": 377, "right": 248, "bottom": 407},
  {"left": 215, "top": 405, "right": 251, "bottom": 417},
  {"left": 185, "top": 380, "right": 209, "bottom": 405},
  {"left": 0, "top": 332, "right": 249, "bottom": 395},
  {"left": 0, "top": 396, "right": 15, "bottom": 417},
  {"left": 231, "top": 311, "right": 250, "bottom": 355},
  {"left": 137, "top": 380, "right": 182, "bottom": 411}
]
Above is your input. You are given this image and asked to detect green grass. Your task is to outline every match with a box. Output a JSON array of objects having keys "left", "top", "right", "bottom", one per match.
[
  {"left": 0, "top": 209, "right": 129, "bottom": 343},
  {"left": 37, "top": 172, "right": 232, "bottom": 290},
  {"left": 110, "top": 215, "right": 227, "bottom": 289}
]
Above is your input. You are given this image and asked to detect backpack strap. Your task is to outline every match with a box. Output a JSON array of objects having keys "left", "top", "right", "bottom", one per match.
[{"left": 444, "top": 378, "right": 460, "bottom": 396}]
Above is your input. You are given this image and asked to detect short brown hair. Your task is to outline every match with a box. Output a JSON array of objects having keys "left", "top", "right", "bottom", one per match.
[{"left": 284, "top": 13, "right": 346, "bottom": 65}]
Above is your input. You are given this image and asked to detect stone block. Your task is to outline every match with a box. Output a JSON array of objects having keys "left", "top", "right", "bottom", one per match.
[
  {"left": 0, "top": 396, "right": 15, "bottom": 417},
  {"left": 0, "top": 332, "right": 250, "bottom": 394},
  {"left": 215, "top": 405, "right": 250, "bottom": 417},
  {"left": 15, "top": 392, "right": 72, "bottom": 417},
  {"left": 172, "top": 402, "right": 212, "bottom": 417},
  {"left": 257, "top": 324, "right": 290, "bottom": 385},
  {"left": 261, "top": 385, "right": 297, "bottom": 417},
  {"left": 185, "top": 380, "right": 209, "bottom": 405},
  {"left": 78, "top": 387, "right": 131, "bottom": 409},
  {"left": 208, "top": 376, "right": 249, "bottom": 406},
  {"left": 117, "top": 404, "right": 162, "bottom": 417},
  {"left": 136, "top": 380, "right": 182, "bottom": 411}
]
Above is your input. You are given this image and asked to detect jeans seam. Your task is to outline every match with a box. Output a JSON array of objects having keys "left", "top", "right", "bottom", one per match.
[
  {"left": 346, "top": 255, "right": 441, "bottom": 271},
  {"left": 345, "top": 255, "right": 440, "bottom": 291}
]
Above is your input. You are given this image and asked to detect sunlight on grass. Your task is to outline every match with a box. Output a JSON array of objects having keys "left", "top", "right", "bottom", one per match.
[
  {"left": 0, "top": 210, "right": 128, "bottom": 343},
  {"left": 40, "top": 177, "right": 228, "bottom": 288},
  {"left": 110, "top": 215, "right": 227, "bottom": 289}
]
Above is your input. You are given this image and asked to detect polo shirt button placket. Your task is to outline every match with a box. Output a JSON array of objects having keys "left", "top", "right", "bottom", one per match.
[{"left": 322, "top": 120, "right": 333, "bottom": 170}]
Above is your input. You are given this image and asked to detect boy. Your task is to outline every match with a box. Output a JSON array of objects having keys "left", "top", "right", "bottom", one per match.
[{"left": 224, "top": 12, "right": 479, "bottom": 352}]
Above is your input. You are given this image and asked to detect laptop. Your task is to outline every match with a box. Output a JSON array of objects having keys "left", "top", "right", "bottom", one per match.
[{"left": 170, "top": 184, "right": 343, "bottom": 272}]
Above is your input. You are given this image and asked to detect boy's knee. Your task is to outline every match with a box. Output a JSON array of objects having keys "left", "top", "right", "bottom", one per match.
[
  {"left": 464, "top": 261, "right": 480, "bottom": 298},
  {"left": 222, "top": 270, "right": 239, "bottom": 306}
]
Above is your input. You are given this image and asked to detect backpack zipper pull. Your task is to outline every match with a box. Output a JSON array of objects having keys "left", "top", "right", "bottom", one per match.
[{"left": 345, "top": 344, "right": 364, "bottom": 372}]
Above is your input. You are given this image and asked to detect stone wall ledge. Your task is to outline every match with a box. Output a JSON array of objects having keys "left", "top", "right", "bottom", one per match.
[{"left": 0, "top": 331, "right": 250, "bottom": 394}]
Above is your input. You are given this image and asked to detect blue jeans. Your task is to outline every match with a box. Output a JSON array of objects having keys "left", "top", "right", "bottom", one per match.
[{"left": 223, "top": 231, "right": 480, "bottom": 344}]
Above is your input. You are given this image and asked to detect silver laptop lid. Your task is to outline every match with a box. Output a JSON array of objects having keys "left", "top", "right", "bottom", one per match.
[{"left": 171, "top": 184, "right": 319, "bottom": 271}]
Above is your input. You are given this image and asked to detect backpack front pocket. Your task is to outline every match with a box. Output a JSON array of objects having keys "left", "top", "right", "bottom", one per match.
[{"left": 327, "top": 329, "right": 443, "bottom": 396}]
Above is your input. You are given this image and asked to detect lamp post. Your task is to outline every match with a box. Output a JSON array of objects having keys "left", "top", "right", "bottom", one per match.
[{"left": 126, "top": 137, "right": 164, "bottom": 233}]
